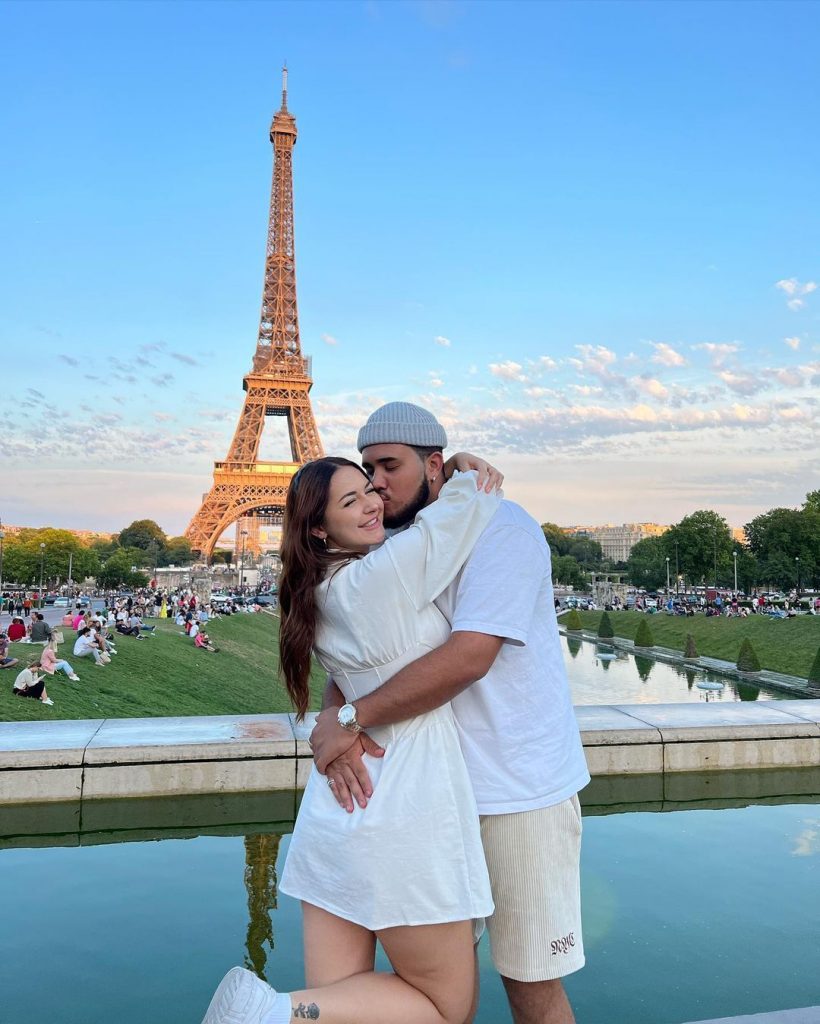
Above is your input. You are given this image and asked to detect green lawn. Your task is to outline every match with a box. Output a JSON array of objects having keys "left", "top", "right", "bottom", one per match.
[
  {"left": 569, "top": 610, "right": 820, "bottom": 679},
  {"left": 0, "top": 613, "right": 328, "bottom": 722}
]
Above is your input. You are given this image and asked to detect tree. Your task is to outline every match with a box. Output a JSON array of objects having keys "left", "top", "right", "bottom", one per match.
[
  {"left": 625, "top": 536, "right": 667, "bottom": 590},
  {"left": 162, "top": 536, "right": 194, "bottom": 566},
  {"left": 118, "top": 519, "right": 168, "bottom": 554},
  {"left": 567, "top": 537, "right": 603, "bottom": 567},
  {"left": 804, "top": 490, "right": 820, "bottom": 514},
  {"left": 684, "top": 634, "right": 699, "bottom": 660},
  {"left": 634, "top": 618, "right": 654, "bottom": 648},
  {"left": 551, "top": 555, "right": 588, "bottom": 589},
  {"left": 97, "top": 550, "right": 149, "bottom": 589},
  {"left": 597, "top": 612, "right": 615, "bottom": 639},
  {"left": 808, "top": 648, "right": 820, "bottom": 686},
  {"left": 665, "top": 510, "right": 734, "bottom": 589},
  {"left": 745, "top": 505, "right": 820, "bottom": 590},
  {"left": 564, "top": 609, "right": 583, "bottom": 631},
  {"left": 737, "top": 639, "right": 761, "bottom": 673},
  {"left": 2, "top": 529, "right": 100, "bottom": 587},
  {"left": 541, "top": 523, "right": 570, "bottom": 557}
]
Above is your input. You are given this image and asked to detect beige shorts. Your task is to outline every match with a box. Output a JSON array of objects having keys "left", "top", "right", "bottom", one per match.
[{"left": 479, "top": 795, "right": 585, "bottom": 982}]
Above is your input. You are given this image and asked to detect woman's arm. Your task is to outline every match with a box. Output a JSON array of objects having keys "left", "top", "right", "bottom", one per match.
[{"left": 442, "top": 452, "right": 504, "bottom": 491}]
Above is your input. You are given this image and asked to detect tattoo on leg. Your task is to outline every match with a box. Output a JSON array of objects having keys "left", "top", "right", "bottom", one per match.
[{"left": 292, "top": 1002, "right": 320, "bottom": 1020}]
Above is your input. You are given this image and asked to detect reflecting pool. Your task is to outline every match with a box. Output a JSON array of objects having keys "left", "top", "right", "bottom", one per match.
[
  {"left": 562, "top": 634, "right": 799, "bottom": 704},
  {"left": 2, "top": 779, "right": 819, "bottom": 1024}
]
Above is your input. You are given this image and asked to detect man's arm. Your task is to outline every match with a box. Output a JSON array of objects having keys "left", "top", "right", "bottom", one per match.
[{"left": 311, "top": 630, "right": 503, "bottom": 776}]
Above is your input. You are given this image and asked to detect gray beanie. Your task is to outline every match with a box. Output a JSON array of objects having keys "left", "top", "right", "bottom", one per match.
[{"left": 357, "top": 402, "right": 447, "bottom": 452}]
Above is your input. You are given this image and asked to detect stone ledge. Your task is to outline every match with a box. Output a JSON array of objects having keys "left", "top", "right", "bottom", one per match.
[{"left": 0, "top": 702, "right": 817, "bottom": 806}]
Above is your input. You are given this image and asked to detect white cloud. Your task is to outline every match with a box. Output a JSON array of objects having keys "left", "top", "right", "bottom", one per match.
[
  {"left": 434, "top": 335, "right": 451, "bottom": 347},
  {"left": 321, "top": 333, "right": 338, "bottom": 345},
  {"left": 569, "top": 385, "right": 604, "bottom": 396},
  {"left": 489, "top": 360, "right": 527, "bottom": 382},
  {"left": 718, "top": 370, "right": 765, "bottom": 396},
  {"left": 693, "top": 342, "right": 740, "bottom": 366},
  {"left": 651, "top": 342, "right": 687, "bottom": 367},
  {"left": 776, "top": 278, "right": 817, "bottom": 311},
  {"left": 631, "top": 376, "right": 670, "bottom": 400},
  {"left": 784, "top": 336, "right": 801, "bottom": 350}
]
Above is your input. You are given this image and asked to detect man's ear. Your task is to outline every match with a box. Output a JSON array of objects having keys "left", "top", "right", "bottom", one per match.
[{"left": 425, "top": 451, "right": 445, "bottom": 483}]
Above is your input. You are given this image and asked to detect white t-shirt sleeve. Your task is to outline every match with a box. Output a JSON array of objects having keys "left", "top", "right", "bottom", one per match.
[
  {"left": 383, "top": 472, "right": 502, "bottom": 611},
  {"left": 451, "top": 522, "right": 550, "bottom": 646}
]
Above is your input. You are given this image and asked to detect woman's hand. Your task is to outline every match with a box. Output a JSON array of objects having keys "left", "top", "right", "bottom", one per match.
[{"left": 443, "top": 452, "right": 504, "bottom": 492}]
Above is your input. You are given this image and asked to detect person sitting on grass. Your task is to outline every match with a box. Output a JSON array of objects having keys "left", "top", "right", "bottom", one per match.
[
  {"left": 39, "top": 639, "right": 81, "bottom": 681},
  {"left": 0, "top": 632, "right": 19, "bottom": 671},
  {"left": 7, "top": 617, "right": 26, "bottom": 642},
  {"left": 12, "top": 662, "right": 54, "bottom": 705},
  {"left": 73, "top": 627, "right": 107, "bottom": 667},
  {"left": 115, "top": 617, "right": 144, "bottom": 639},
  {"left": 30, "top": 612, "right": 53, "bottom": 644},
  {"left": 130, "top": 611, "right": 155, "bottom": 635},
  {"left": 88, "top": 618, "right": 117, "bottom": 655},
  {"left": 194, "top": 630, "right": 219, "bottom": 653}
]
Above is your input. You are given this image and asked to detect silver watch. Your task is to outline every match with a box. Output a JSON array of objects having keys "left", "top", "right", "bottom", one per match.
[{"left": 337, "top": 703, "right": 362, "bottom": 733}]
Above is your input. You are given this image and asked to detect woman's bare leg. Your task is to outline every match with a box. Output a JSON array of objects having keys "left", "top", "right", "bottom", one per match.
[
  {"left": 288, "top": 918, "right": 476, "bottom": 1024},
  {"left": 302, "top": 902, "right": 375, "bottom": 986}
]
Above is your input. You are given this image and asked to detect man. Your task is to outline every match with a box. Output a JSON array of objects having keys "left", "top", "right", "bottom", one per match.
[
  {"left": 310, "top": 402, "right": 590, "bottom": 1024},
  {"left": 30, "top": 612, "right": 53, "bottom": 643}
]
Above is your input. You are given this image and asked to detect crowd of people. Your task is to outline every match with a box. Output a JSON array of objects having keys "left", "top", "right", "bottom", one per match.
[{"left": 1, "top": 586, "right": 274, "bottom": 709}]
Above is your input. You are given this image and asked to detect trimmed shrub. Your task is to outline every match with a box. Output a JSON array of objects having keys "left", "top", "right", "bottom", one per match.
[
  {"left": 808, "top": 647, "right": 820, "bottom": 686},
  {"left": 634, "top": 618, "right": 654, "bottom": 648},
  {"left": 684, "top": 634, "right": 699, "bottom": 660},
  {"left": 635, "top": 654, "right": 653, "bottom": 681},
  {"left": 565, "top": 609, "right": 583, "bottom": 632},
  {"left": 597, "top": 612, "right": 615, "bottom": 639},
  {"left": 736, "top": 638, "right": 761, "bottom": 673}
]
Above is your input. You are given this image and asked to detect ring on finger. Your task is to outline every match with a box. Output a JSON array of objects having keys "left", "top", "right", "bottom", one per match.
[{"left": 327, "top": 778, "right": 336, "bottom": 788}]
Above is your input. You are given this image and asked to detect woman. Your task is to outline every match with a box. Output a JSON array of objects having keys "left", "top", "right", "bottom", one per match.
[
  {"left": 203, "top": 457, "right": 501, "bottom": 1024},
  {"left": 13, "top": 662, "right": 53, "bottom": 705},
  {"left": 39, "top": 639, "right": 81, "bottom": 681},
  {"left": 7, "top": 617, "right": 26, "bottom": 642}
]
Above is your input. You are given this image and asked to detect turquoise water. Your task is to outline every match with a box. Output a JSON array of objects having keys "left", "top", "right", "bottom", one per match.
[
  {"left": 2, "top": 794, "right": 818, "bottom": 1023},
  {"left": 563, "top": 635, "right": 798, "bottom": 703}
]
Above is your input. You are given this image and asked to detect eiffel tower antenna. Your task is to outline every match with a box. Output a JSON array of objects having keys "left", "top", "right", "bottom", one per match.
[{"left": 186, "top": 72, "right": 323, "bottom": 559}]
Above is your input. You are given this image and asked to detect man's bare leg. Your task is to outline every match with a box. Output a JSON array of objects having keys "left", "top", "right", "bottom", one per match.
[{"left": 502, "top": 976, "right": 575, "bottom": 1024}]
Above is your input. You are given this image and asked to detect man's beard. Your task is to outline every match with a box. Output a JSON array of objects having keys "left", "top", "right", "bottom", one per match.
[{"left": 382, "top": 477, "right": 430, "bottom": 529}]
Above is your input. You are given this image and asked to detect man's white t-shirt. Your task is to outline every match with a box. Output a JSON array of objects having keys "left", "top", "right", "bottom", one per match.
[{"left": 434, "top": 500, "right": 590, "bottom": 816}]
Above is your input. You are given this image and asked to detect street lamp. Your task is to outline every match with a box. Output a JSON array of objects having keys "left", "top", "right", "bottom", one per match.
[
  {"left": 39, "top": 542, "right": 46, "bottom": 607},
  {"left": 665, "top": 556, "right": 670, "bottom": 592},
  {"left": 795, "top": 556, "right": 801, "bottom": 599},
  {"left": 0, "top": 526, "right": 5, "bottom": 613},
  {"left": 674, "top": 541, "right": 680, "bottom": 597},
  {"left": 712, "top": 528, "right": 718, "bottom": 592},
  {"left": 733, "top": 550, "right": 738, "bottom": 594},
  {"left": 239, "top": 529, "right": 249, "bottom": 594}
]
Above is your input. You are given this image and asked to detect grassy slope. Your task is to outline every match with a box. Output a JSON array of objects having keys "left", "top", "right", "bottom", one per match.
[
  {"left": 571, "top": 610, "right": 820, "bottom": 678},
  {"left": 0, "top": 613, "right": 328, "bottom": 723}
]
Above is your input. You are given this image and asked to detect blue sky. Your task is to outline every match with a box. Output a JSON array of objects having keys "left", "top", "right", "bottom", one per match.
[{"left": 1, "top": 0, "right": 818, "bottom": 535}]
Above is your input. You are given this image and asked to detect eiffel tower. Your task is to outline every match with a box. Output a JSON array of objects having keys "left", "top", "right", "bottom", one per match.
[{"left": 186, "top": 69, "right": 323, "bottom": 559}]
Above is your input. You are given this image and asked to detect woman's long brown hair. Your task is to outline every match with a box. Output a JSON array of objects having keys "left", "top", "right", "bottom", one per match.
[{"left": 278, "top": 457, "right": 369, "bottom": 720}]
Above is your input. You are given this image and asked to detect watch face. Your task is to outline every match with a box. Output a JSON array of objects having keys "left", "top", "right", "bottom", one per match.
[{"left": 339, "top": 704, "right": 356, "bottom": 727}]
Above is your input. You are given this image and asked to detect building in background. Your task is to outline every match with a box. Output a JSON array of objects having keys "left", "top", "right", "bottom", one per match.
[{"left": 563, "top": 523, "right": 670, "bottom": 562}]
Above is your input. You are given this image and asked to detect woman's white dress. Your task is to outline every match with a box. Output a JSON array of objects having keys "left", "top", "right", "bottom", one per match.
[{"left": 280, "top": 473, "right": 501, "bottom": 930}]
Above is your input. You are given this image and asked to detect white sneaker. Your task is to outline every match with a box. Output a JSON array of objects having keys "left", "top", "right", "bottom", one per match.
[
  {"left": 42, "top": 698, "right": 54, "bottom": 706},
  {"left": 69, "top": 674, "right": 80, "bottom": 681},
  {"left": 201, "top": 967, "right": 279, "bottom": 1024}
]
